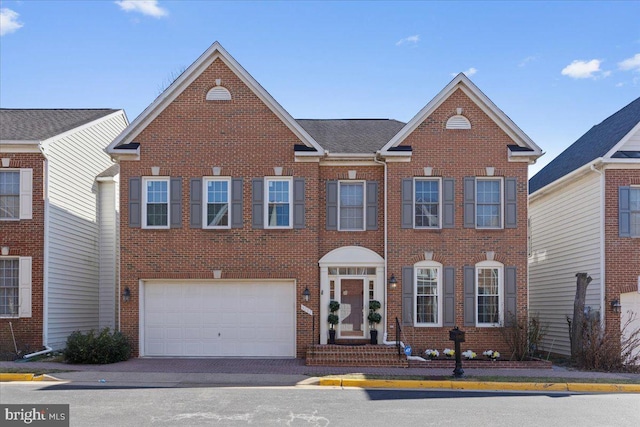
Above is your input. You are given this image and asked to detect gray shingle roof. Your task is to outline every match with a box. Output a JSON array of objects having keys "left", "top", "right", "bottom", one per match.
[
  {"left": 0, "top": 109, "right": 118, "bottom": 141},
  {"left": 296, "top": 119, "right": 406, "bottom": 153},
  {"left": 529, "top": 97, "right": 640, "bottom": 194}
]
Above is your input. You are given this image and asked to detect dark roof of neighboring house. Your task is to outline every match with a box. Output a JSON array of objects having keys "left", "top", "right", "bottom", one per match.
[
  {"left": 296, "top": 119, "right": 406, "bottom": 153},
  {"left": 529, "top": 97, "right": 640, "bottom": 194},
  {"left": 0, "top": 109, "right": 118, "bottom": 141}
]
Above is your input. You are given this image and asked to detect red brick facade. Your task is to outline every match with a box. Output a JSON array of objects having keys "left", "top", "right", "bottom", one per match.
[
  {"left": 116, "top": 49, "right": 534, "bottom": 359},
  {"left": 0, "top": 154, "right": 45, "bottom": 355},
  {"left": 604, "top": 169, "right": 640, "bottom": 339}
]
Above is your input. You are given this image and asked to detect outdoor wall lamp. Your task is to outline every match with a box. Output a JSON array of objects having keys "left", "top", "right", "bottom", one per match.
[
  {"left": 610, "top": 298, "right": 621, "bottom": 313},
  {"left": 122, "top": 287, "right": 131, "bottom": 302},
  {"left": 389, "top": 274, "right": 397, "bottom": 289},
  {"left": 302, "top": 287, "right": 310, "bottom": 302}
]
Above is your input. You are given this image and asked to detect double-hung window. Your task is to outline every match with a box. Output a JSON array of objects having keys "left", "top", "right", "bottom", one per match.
[
  {"left": 0, "top": 259, "right": 19, "bottom": 317},
  {"left": 414, "top": 178, "right": 441, "bottom": 228},
  {"left": 143, "top": 177, "right": 169, "bottom": 229},
  {"left": 631, "top": 188, "right": 640, "bottom": 237},
  {"left": 265, "top": 178, "right": 292, "bottom": 228},
  {"left": 203, "top": 178, "right": 230, "bottom": 229},
  {"left": 339, "top": 182, "right": 364, "bottom": 231},
  {"left": 476, "top": 261, "right": 503, "bottom": 326},
  {"left": 414, "top": 262, "right": 442, "bottom": 326},
  {"left": 476, "top": 178, "right": 502, "bottom": 228},
  {"left": 0, "top": 171, "right": 20, "bottom": 220}
]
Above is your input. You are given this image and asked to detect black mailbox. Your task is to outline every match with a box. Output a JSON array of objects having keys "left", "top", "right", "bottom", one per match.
[{"left": 449, "top": 327, "right": 465, "bottom": 343}]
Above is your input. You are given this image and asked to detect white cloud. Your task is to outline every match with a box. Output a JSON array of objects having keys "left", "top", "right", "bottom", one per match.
[
  {"left": 618, "top": 53, "right": 640, "bottom": 72},
  {"left": 115, "top": 1, "right": 168, "bottom": 18},
  {"left": 561, "top": 59, "right": 608, "bottom": 79},
  {"left": 451, "top": 67, "right": 477, "bottom": 77},
  {"left": 0, "top": 8, "right": 24, "bottom": 36},
  {"left": 396, "top": 35, "right": 420, "bottom": 46},
  {"left": 518, "top": 56, "right": 538, "bottom": 67}
]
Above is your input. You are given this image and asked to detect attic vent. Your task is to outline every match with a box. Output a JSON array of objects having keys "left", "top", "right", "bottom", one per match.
[
  {"left": 446, "top": 115, "right": 471, "bottom": 130},
  {"left": 206, "top": 86, "right": 231, "bottom": 101}
]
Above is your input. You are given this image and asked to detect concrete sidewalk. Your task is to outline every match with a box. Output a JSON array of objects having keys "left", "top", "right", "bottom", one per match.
[{"left": 1, "top": 358, "right": 639, "bottom": 392}]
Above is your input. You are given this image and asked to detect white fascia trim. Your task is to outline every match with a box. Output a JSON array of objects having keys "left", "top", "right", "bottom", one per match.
[
  {"left": 320, "top": 160, "right": 380, "bottom": 167},
  {"left": 602, "top": 120, "right": 640, "bottom": 159},
  {"left": 380, "top": 74, "right": 542, "bottom": 157},
  {"left": 529, "top": 158, "right": 604, "bottom": 202},
  {"left": 109, "top": 146, "right": 140, "bottom": 161},
  {"left": 0, "top": 142, "right": 41, "bottom": 153},
  {"left": 602, "top": 159, "right": 640, "bottom": 167},
  {"left": 106, "top": 42, "right": 323, "bottom": 155}
]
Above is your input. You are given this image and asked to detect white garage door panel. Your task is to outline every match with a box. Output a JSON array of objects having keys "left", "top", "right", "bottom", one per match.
[{"left": 143, "top": 282, "right": 295, "bottom": 357}]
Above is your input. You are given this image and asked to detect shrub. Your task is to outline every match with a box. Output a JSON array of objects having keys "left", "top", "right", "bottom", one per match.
[
  {"left": 64, "top": 328, "right": 131, "bottom": 364},
  {"left": 500, "top": 313, "right": 547, "bottom": 361}
]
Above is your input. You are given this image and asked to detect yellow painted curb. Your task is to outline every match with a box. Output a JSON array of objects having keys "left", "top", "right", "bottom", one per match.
[
  {"left": 0, "top": 373, "right": 35, "bottom": 382},
  {"left": 318, "top": 378, "right": 640, "bottom": 393}
]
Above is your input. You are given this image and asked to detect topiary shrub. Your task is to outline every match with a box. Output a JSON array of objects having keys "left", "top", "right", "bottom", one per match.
[{"left": 64, "top": 328, "right": 131, "bottom": 364}]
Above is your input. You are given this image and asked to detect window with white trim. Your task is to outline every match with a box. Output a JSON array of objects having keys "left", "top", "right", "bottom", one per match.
[
  {"left": 476, "top": 178, "right": 502, "bottom": 228},
  {"left": 414, "top": 261, "right": 442, "bottom": 326},
  {"left": 203, "top": 178, "right": 230, "bottom": 229},
  {"left": 476, "top": 261, "right": 503, "bottom": 326},
  {"left": 143, "top": 177, "right": 170, "bottom": 229},
  {"left": 0, "top": 171, "right": 20, "bottom": 220},
  {"left": 414, "top": 178, "right": 441, "bottom": 228},
  {"left": 0, "top": 259, "right": 19, "bottom": 316},
  {"left": 265, "top": 178, "right": 292, "bottom": 228},
  {"left": 631, "top": 187, "right": 640, "bottom": 237},
  {"left": 339, "top": 181, "right": 364, "bottom": 231}
]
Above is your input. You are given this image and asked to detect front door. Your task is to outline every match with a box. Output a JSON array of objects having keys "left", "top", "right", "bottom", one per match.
[{"left": 338, "top": 278, "right": 365, "bottom": 338}]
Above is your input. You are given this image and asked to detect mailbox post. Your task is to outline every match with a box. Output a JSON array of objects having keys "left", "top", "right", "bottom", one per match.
[{"left": 449, "top": 327, "right": 465, "bottom": 378}]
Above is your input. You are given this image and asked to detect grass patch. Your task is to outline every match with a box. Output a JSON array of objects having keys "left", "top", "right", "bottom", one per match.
[
  {"left": 314, "top": 373, "right": 640, "bottom": 384},
  {"left": 0, "top": 367, "right": 72, "bottom": 376}
]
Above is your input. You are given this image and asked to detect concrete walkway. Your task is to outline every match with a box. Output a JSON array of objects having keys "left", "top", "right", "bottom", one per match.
[{"left": 1, "top": 358, "right": 639, "bottom": 392}]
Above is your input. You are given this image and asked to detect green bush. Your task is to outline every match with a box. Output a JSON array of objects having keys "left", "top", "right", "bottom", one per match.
[{"left": 64, "top": 328, "right": 131, "bottom": 364}]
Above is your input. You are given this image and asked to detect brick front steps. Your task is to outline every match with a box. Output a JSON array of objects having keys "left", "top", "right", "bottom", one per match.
[
  {"left": 305, "top": 344, "right": 408, "bottom": 367},
  {"left": 305, "top": 344, "right": 553, "bottom": 369}
]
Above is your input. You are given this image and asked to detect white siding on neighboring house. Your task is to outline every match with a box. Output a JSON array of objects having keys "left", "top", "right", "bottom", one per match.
[
  {"left": 529, "top": 172, "right": 603, "bottom": 356},
  {"left": 45, "top": 112, "right": 127, "bottom": 349},
  {"left": 619, "top": 128, "right": 640, "bottom": 151},
  {"left": 98, "top": 176, "right": 119, "bottom": 330}
]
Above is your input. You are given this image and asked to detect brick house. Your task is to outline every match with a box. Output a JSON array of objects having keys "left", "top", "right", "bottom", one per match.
[
  {"left": 529, "top": 97, "right": 640, "bottom": 358},
  {"left": 0, "top": 109, "right": 128, "bottom": 356},
  {"left": 107, "top": 42, "right": 541, "bottom": 359}
]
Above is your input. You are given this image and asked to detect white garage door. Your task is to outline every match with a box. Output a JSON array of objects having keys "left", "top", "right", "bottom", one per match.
[
  {"left": 621, "top": 291, "right": 640, "bottom": 364},
  {"left": 143, "top": 281, "right": 295, "bottom": 357}
]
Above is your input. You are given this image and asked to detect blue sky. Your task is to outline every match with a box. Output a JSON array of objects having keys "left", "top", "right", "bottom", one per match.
[{"left": 1, "top": 1, "right": 639, "bottom": 177}]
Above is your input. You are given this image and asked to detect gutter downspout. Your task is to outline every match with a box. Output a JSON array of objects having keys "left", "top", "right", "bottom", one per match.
[
  {"left": 374, "top": 153, "right": 388, "bottom": 342},
  {"left": 590, "top": 163, "right": 606, "bottom": 328},
  {"left": 39, "top": 144, "right": 51, "bottom": 351}
]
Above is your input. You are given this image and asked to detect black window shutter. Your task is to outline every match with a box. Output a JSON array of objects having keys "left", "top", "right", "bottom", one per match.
[
  {"left": 401, "top": 178, "right": 413, "bottom": 228},
  {"left": 463, "top": 266, "right": 476, "bottom": 326},
  {"left": 442, "top": 178, "right": 455, "bottom": 228},
  {"left": 366, "top": 181, "right": 378, "bottom": 230},
  {"left": 326, "top": 181, "right": 338, "bottom": 230},
  {"left": 252, "top": 178, "right": 264, "bottom": 229},
  {"left": 619, "top": 186, "right": 631, "bottom": 237},
  {"left": 505, "top": 266, "right": 517, "bottom": 327},
  {"left": 463, "top": 177, "right": 476, "bottom": 228},
  {"left": 505, "top": 178, "right": 517, "bottom": 228},
  {"left": 231, "top": 178, "right": 243, "bottom": 229},
  {"left": 443, "top": 266, "right": 455, "bottom": 326},
  {"left": 170, "top": 177, "right": 182, "bottom": 228},
  {"left": 190, "top": 178, "right": 202, "bottom": 228},
  {"left": 402, "top": 266, "right": 414, "bottom": 326},
  {"left": 129, "top": 177, "right": 141, "bottom": 228},
  {"left": 293, "top": 178, "right": 305, "bottom": 229}
]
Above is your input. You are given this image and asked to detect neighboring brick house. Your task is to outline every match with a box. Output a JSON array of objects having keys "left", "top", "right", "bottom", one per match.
[
  {"left": 0, "top": 109, "right": 128, "bottom": 355},
  {"left": 529, "top": 97, "right": 640, "bottom": 358},
  {"left": 107, "top": 42, "right": 541, "bottom": 359}
]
